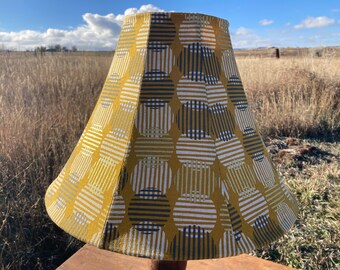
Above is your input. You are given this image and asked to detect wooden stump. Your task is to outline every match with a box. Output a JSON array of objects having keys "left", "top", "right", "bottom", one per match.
[{"left": 57, "top": 245, "right": 295, "bottom": 270}]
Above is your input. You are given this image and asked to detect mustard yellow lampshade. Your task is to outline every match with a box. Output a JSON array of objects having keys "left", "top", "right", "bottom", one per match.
[{"left": 45, "top": 12, "right": 298, "bottom": 261}]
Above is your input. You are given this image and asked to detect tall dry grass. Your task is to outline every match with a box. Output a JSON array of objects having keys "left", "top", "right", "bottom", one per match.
[
  {"left": 0, "top": 52, "right": 111, "bottom": 269},
  {"left": 0, "top": 52, "right": 339, "bottom": 269},
  {"left": 237, "top": 56, "right": 340, "bottom": 140}
]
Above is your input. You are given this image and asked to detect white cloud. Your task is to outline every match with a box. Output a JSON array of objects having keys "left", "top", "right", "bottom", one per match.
[
  {"left": 82, "top": 13, "right": 123, "bottom": 36},
  {"left": 124, "top": 4, "right": 164, "bottom": 16},
  {"left": 294, "top": 16, "right": 336, "bottom": 29},
  {"left": 235, "top": 27, "right": 251, "bottom": 36},
  {"left": 259, "top": 19, "right": 274, "bottom": 26},
  {"left": 232, "top": 27, "right": 273, "bottom": 48},
  {"left": 0, "top": 4, "right": 164, "bottom": 50}
]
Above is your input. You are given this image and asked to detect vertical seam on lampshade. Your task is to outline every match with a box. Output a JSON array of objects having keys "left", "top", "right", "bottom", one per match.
[
  {"left": 220, "top": 41, "right": 246, "bottom": 252},
  {"left": 207, "top": 18, "right": 236, "bottom": 256},
  {"left": 98, "top": 12, "right": 152, "bottom": 248}
]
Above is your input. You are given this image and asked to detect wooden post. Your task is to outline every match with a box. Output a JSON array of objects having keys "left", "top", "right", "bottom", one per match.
[
  {"left": 275, "top": 48, "right": 280, "bottom": 58},
  {"left": 151, "top": 260, "right": 187, "bottom": 270}
]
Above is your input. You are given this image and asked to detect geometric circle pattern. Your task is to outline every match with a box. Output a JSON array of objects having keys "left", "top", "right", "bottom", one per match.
[{"left": 45, "top": 12, "right": 299, "bottom": 261}]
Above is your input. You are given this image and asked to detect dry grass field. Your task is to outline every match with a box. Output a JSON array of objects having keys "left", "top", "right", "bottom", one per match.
[{"left": 0, "top": 50, "right": 339, "bottom": 269}]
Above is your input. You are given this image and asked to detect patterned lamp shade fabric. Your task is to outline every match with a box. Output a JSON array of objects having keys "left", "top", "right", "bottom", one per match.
[{"left": 45, "top": 12, "right": 299, "bottom": 261}]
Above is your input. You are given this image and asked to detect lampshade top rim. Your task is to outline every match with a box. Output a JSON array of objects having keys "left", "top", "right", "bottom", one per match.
[{"left": 124, "top": 11, "right": 229, "bottom": 27}]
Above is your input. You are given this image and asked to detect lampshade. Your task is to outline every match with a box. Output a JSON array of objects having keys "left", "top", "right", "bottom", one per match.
[{"left": 45, "top": 12, "right": 298, "bottom": 261}]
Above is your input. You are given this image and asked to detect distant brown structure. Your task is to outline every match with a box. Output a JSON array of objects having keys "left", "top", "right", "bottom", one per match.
[{"left": 275, "top": 48, "right": 280, "bottom": 58}]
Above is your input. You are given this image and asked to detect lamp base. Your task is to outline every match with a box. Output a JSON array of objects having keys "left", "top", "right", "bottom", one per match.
[{"left": 150, "top": 260, "right": 187, "bottom": 270}]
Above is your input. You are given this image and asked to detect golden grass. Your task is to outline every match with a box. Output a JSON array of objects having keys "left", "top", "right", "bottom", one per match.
[
  {"left": 237, "top": 56, "right": 340, "bottom": 139},
  {"left": 0, "top": 52, "right": 339, "bottom": 269},
  {"left": 0, "top": 53, "right": 111, "bottom": 269}
]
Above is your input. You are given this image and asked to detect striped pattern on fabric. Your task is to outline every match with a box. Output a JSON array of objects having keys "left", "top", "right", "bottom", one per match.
[
  {"left": 227, "top": 203, "right": 242, "bottom": 241},
  {"left": 253, "top": 155, "right": 276, "bottom": 188},
  {"left": 253, "top": 216, "right": 283, "bottom": 246},
  {"left": 101, "top": 76, "right": 121, "bottom": 107},
  {"left": 174, "top": 165, "right": 220, "bottom": 202},
  {"left": 130, "top": 158, "right": 172, "bottom": 195},
  {"left": 173, "top": 196, "right": 217, "bottom": 231},
  {"left": 206, "top": 81, "right": 228, "bottom": 107},
  {"left": 177, "top": 100, "right": 211, "bottom": 139},
  {"left": 226, "top": 76, "right": 247, "bottom": 103},
  {"left": 140, "top": 76, "right": 175, "bottom": 107},
  {"left": 136, "top": 21, "right": 151, "bottom": 49},
  {"left": 135, "top": 136, "right": 174, "bottom": 159},
  {"left": 113, "top": 227, "right": 169, "bottom": 260},
  {"left": 226, "top": 164, "right": 257, "bottom": 194},
  {"left": 45, "top": 12, "right": 298, "bottom": 261},
  {"left": 171, "top": 226, "right": 216, "bottom": 260},
  {"left": 74, "top": 184, "right": 105, "bottom": 223},
  {"left": 219, "top": 201, "right": 232, "bottom": 229},
  {"left": 216, "top": 19, "right": 232, "bottom": 51},
  {"left": 116, "top": 167, "right": 128, "bottom": 195},
  {"left": 86, "top": 158, "right": 119, "bottom": 192},
  {"left": 235, "top": 101, "right": 256, "bottom": 135},
  {"left": 149, "top": 13, "right": 176, "bottom": 45},
  {"left": 238, "top": 188, "right": 269, "bottom": 226},
  {"left": 81, "top": 127, "right": 103, "bottom": 152},
  {"left": 144, "top": 43, "right": 174, "bottom": 80},
  {"left": 110, "top": 48, "right": 130, "bottom": 79},
  {"left": 46, "top": 170, "right": 66, "bottom": 223},
  {"left": 47, "top": 197, "right": 67, "bottom": 224},
  {"left": 265, "top": 184, "right": 285, "bottom": 209},
  {"left": 176, "top": 135, "right": 216, "bottom": 166},
  {"left": 91, "top": 103, "right": 114, "bottom": 130},
  {"left": 106, "top": 195, "right": 125, "bottom": 226},
  {"left": 135, "top": 102, "right": 174, "bottom": 137},
  {"left": 243, "top": 132, "right": 265, "bottom": 159},
  {"left": 119, "top": 16, "right": 136, "bottom": 49},
  {"left": 179, "top": 19, "right": 216, "bottom": 49},
  {"left": 177, "top": 43, "right": 220, "bottom": 85},
  {"left": 102, "top": 224, "right": 120, "bottom": 250},
  {"left": 221, "top": 49, "right": 239, "bottom": 79},
  {"left": 209, "top": 103, "right": 235, "bottom": 141},
  {"left": 176, "top": 78, "right": 207, "bottom": 104},
  {"left": 177, "top": 42, "right": 205, "bottom": 82},
  {"left": 218, "top": 230, "right": 237, "bottom": 257},
  {"left": 202, "top": 47, "right": 221, "bottom": 85},
  {"left": 100, "top": 132, "right": 129, "bottom": 164},
  {"left": 235, "top": 233, "right": 255, "bottom": 253},
  {"left": 216, "top": 136, "right": 245, "bottom": 168},
  {"left": 128, "top": 194, "right": 171, "bottom": 230},
  {"left": 60, "top": 212, "right": 91, "bottom": 243},
  {"left": 58, "top": 176, "right": 78, "bottom": 205},
  {"left": 120, "top": 80, "right": 140, "bottom": 105},
  {"left": 276, "top": 202, "right": 298, "bottom": 231},
  {"left": 129, "top": 49, "right": 147, "bottom": 84},
  {"left": 45, "top": 10, "right": 152, "bottom": 250},
  {"left": 69, "top": 150, "right": 92, "bottom": 181}
]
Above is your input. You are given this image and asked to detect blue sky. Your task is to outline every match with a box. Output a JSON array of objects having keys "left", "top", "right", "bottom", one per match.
[{"left": 0, "top": 0, "right": 339, "bottom": 50}]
